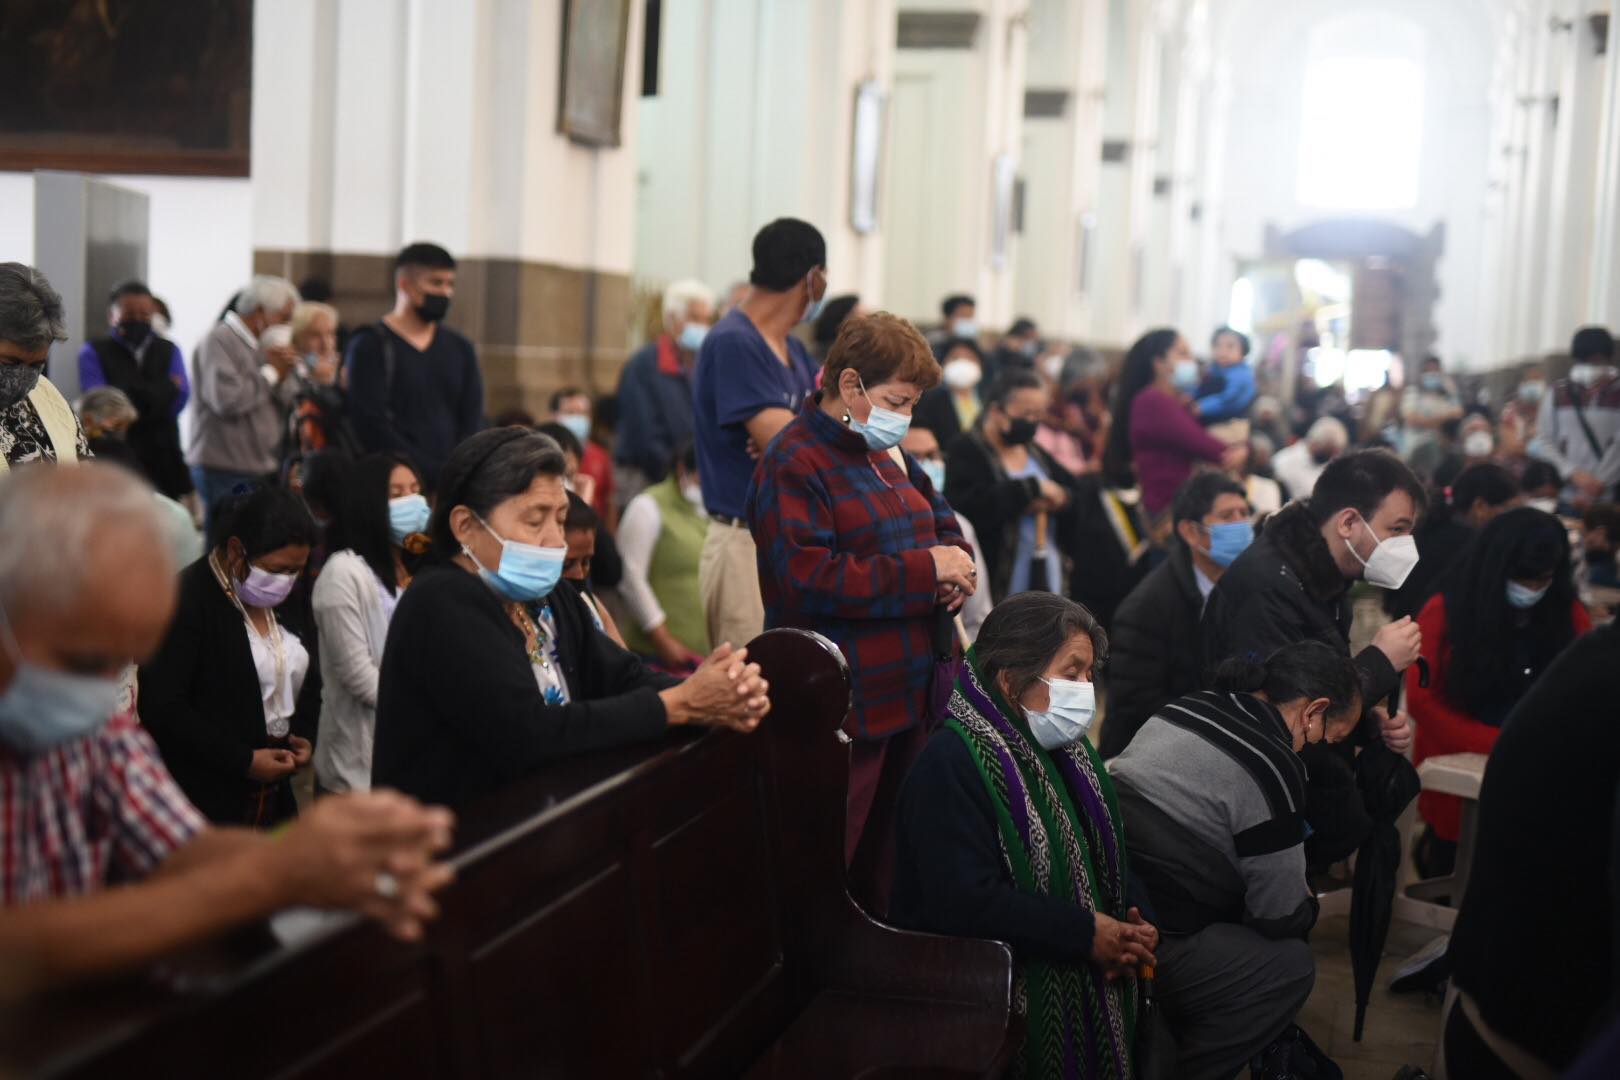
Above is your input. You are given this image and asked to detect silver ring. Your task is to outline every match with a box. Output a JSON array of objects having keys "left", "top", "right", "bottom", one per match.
[{"left": 373, "top": 871, "right": 400, "bottom": 900}]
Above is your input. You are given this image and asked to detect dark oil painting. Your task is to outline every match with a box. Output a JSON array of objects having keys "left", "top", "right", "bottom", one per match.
[{"left": 0, "top": 0, "right": 252, "bottom": 176}]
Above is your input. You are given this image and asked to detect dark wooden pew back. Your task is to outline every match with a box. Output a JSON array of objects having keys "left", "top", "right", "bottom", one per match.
[{"left": 3, "top": 629, "right": 1014, "bottom": 1078}]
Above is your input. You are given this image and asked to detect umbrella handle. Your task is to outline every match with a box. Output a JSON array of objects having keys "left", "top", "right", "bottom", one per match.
[{"left": 1034, "top": 509, "right": 1049, "bottom": 553}]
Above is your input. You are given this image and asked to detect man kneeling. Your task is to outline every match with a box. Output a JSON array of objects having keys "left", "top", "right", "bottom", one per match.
[
  {"left": 1110, "top": 641, "right": 1363, "bottom": 1078},
  {"left": 0, "top": 464, "right": 454, "bottom": 997}
]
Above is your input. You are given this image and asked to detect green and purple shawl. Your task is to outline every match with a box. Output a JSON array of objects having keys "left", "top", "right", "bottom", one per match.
[{"left": 944, "top": 649, "right": 1137, "bottom": 1080}]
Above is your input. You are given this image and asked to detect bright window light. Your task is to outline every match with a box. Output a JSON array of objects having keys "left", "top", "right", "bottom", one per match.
[{"left": 1297, "top": 57, "right": 1424, "bottom": 209}]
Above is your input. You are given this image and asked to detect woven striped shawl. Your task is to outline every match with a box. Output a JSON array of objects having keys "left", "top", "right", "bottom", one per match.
[{"left": 944, "top": 650, "right": 1137, "bottom": 1079}]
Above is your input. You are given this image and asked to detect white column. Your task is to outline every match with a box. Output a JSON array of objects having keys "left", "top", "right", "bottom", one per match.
[
  {"left": 255, "top": 0, "right": 642, "bottom": 271},
  {"left": 1014, "top": 0, "right": 1109, "bottom": 339},
  {"left": 1538, "top": 0, "right": 1606, "bottom": 345},
  {"left": 1589, "top": 2, "right": 1620, "bottom": 325}
]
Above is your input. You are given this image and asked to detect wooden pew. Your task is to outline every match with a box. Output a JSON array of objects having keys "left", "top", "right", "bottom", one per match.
[{"left": 2, "top": 628, "right": 1019, "bottom": 1078}]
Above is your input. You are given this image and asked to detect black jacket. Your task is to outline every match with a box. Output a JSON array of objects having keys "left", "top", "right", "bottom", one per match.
[
  {"left": 87, "top": 335, "right": 191, "bottom": 498},
  {"left": 1202, "top": 502, "right": 1412, "bottom": 866},
  {"left": 1450, "top": 625, "right": 1619, "bottom": 1068},
  {"left": 371, "top": 566, "right": 678, "bottom": 808},
  {"left": 139, "top": 558, "right": 321, "bottom": 824},
  {"left": 914, "top": 385, "right": 972, "bottom": 448},
  {"left": 943, "top": 430, "right": 1077, "bottom": 602},
  {"left": 1201, "top": 501, "right": 1399, "bottom": 709},
  {"left": 1101, "top": 542, "right": 1205, "bottom": 758},
  {"left": 1064, "top": 476, "right": 1150, "bottom": 629}
]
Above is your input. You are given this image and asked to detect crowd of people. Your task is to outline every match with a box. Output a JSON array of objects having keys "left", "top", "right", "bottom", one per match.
[{"left": 1, "top": 223, "right": 1618, "bottom": 1079}]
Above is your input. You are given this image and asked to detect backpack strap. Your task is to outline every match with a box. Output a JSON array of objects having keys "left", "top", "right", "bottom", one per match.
[{"left": 374, "top": 321, "right": 398, "bottom": 429}]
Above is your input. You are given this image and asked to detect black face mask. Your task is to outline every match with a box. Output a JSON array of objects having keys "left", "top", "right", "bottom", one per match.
[
  {"left": 1586, "top": 548, "right": 1613, "bottom": 566},
  {"left": 1003, "top": 417, "right": 1039, "bottom": 445},
  {"left": 1311, "top": 448, "right": 1334, "bottom": 465},
  {"left": 416, "top": 293, "right": 450, "bottom": 323},
  {"left": 117, "top": 319, "right": 152, "bottom": 346}
]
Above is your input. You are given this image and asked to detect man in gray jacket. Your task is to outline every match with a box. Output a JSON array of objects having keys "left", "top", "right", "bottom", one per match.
[{"left": 185, "top": 276, "right": 300, "bottom": 526}]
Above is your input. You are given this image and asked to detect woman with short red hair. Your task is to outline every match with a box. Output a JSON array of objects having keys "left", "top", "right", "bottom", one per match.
[{"left": 746, "top": 312, "right": 977, "bottom": 913}]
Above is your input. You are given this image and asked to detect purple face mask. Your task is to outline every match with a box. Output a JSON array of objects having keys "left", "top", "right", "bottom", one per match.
[{"left": 235, "top": 564, "right": 297, "bottom": 608}]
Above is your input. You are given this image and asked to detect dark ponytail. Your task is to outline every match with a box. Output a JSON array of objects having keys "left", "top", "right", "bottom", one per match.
[{"left": 1212, "top": 640, "right": 1361, "bottom": 721}]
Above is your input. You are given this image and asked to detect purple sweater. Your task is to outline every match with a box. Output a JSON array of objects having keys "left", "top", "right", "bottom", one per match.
[{"left": 1129, "top": 386, "right": 1227, "bottom": 514}]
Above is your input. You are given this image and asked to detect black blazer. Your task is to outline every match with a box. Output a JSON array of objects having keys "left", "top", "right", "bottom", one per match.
[
  {"left": 371, "top": 565, "right": 679, "bottom": 809},
  {"left": 139, "top": 558, "right": 320, "bottom": 824}
]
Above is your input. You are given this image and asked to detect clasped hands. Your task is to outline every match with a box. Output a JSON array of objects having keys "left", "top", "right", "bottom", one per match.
[
  {"left": 1091, "top": 906, "right": 1159, "bottom": 982},
  {"left": 931, "top": 545, "right": 978, "bottom": 612},
  {"left": 659, "top": 642, "right": 771, "bottom": 732}
]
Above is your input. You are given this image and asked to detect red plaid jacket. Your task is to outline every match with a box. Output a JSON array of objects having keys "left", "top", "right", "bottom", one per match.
[
  {"left": 0, "top": 710, "right": 205, "bottom": 904},
  {"left": 746, "top": 400, "right": 970, "bottom": 740}
]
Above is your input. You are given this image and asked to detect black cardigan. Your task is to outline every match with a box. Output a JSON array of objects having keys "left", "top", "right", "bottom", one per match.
[
  {"left": 139, "top": 558, "right": 321, "bottom": 824},
  {"left": 371, "top": 565, "right": 678, "bottom": 808}
]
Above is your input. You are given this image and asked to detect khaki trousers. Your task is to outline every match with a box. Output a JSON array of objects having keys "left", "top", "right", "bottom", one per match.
[{"left": 699, "top": 519, "right": 765, "bottom": 651}]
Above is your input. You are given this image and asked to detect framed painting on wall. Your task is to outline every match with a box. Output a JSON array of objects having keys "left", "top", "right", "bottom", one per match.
[
  {"left": 558, "top": 0, "right": 632, "bottom": 148},
  {"left": 0, "top": 0, "right": 252, "bottom": 177}
]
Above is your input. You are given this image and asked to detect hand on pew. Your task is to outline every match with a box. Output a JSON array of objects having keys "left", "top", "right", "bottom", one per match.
[
  {"left": 271, "top": 790, "right": 457, "bottom": 942},
  {"left": 658, "top": 642, "right": 772, "bottom": 732}
]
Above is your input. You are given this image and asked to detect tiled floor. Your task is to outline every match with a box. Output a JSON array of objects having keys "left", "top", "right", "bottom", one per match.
[{"left": 1299, "top": 912, "right": 1444, "bottom": 1079}]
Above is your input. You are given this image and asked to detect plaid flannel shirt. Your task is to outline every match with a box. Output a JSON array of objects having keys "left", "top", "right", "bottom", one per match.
[
  {"left": 746, "top": 401, "right": 970, "bottom": 740},
  {"left": 0, "top": 710, "right": 205, "bottom": 905}
]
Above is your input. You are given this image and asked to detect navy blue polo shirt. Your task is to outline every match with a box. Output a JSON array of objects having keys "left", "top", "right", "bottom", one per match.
[{"left": 691, "top": 308, "right": 817, "bottom": 519}]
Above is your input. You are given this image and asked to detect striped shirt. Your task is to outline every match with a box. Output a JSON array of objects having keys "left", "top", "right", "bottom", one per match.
[
  {"left": 1110, "top": 690, "right": 1316, "bottom": 938},
  {"left": 1, "top": 711, "right": 206, "bottom": 905}
]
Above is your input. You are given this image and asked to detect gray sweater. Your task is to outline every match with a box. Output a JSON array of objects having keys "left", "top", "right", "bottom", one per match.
[
  {"left": 1110, "top": 690, "right": 1316, "bottom": 939},
  {"left": 185, "top": 313, "right": 296, "bottom": 476}
]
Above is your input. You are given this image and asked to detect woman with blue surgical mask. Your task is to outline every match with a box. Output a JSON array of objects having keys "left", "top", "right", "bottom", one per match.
[
  {"left": 1405, "top": 507, "right": 1593, "bottom": 878},
  {"left": 141, "top": 484, "right": 319, "bottom": 826},
  {"left": 891, "top": 592, "right": 1157, "bottom": 1078},
  {"left": 309, "top": 455, "right": 426, "bottom": 794},
  {"left": 746, "top": 312, "right": 977, "bottom": 911},
  {"left": 370, "top": 428, "right": 771, "bottom": 808}
]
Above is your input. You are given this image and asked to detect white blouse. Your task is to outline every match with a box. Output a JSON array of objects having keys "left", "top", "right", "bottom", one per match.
[{"left": 246, "top": 617, "right": 310, "bottom": 739}]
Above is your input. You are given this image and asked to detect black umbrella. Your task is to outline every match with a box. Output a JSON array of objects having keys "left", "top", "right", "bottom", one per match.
[
  {"left": 1029, "top": 508, "right": 1052, "bottom": 592},
  {"left": 1349, "top": 741, "right": 1421, "bottom": 1040}
]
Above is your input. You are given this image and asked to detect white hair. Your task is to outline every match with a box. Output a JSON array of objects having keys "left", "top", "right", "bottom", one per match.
[
  {"left": 662, "top": 279, "right": 716, "bottom": 325},
  {"left": 1307, "top": 416, "right": 1349, "bottom": 450},
  {"left": 75, "top": 385, "right": 138, "bottom": 427},
  {"left": 0, "top": 464, "right": 170, "bottom": 615},
  {"left": 235, "top": 275, "right": 300, "bottom": 318}
]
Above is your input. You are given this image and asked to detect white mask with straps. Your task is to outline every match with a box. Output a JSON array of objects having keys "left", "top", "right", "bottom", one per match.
[{"left": 1345, "top": 513, "right": 1419, "bottom": 590}]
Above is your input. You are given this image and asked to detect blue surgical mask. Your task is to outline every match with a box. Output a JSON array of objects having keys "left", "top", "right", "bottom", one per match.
[
  {"left": 1173, "top": 359, "right": 1200, "bottom": 391},
  {"left": 388, "top": 493, "right": 431, "bottom": 546},
  {"left": 1506, "top": 580, "right": 1550, "bottom": 610},
  {"left": 801, "top": 271, "right": 827, "bottom": 325},
  {"left": 919, "top": 459, "right": 947, "bottom": 492},
  {"left": 465, "top": 514, "right": 566, "bottom": 602},
  {"left": 678, "top": 322, "right": 708, "bottom": 352},
  {"left": 1206, "top": 520, "right": 1254, "bottom": 568},
  {"left": 557, "top": 413, "right": 592, "bottom": 445},
  {"left": 1025, "top": 677, "right": 1097, "bottom": 750},
  {"left": 849, "top": 379, "right": 911, "bottom": 451},
  {"left": 0, "top": 603, "right": 122, "bottom": 756},
  {"left": 950, "top": 317, "right": 979, "bottom": 340},
  {"left": 1421, "top": 373, "right": 1445, "bottom": 392}
]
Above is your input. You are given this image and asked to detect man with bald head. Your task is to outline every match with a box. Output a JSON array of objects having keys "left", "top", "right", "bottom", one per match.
[{"left": 0, "top": 464, "right": 455, "bottom": 997}]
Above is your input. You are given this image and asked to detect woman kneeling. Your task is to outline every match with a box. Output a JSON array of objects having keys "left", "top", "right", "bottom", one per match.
[{"left": 892, "top": 591, "right": 1155, "bottom": 1079}]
